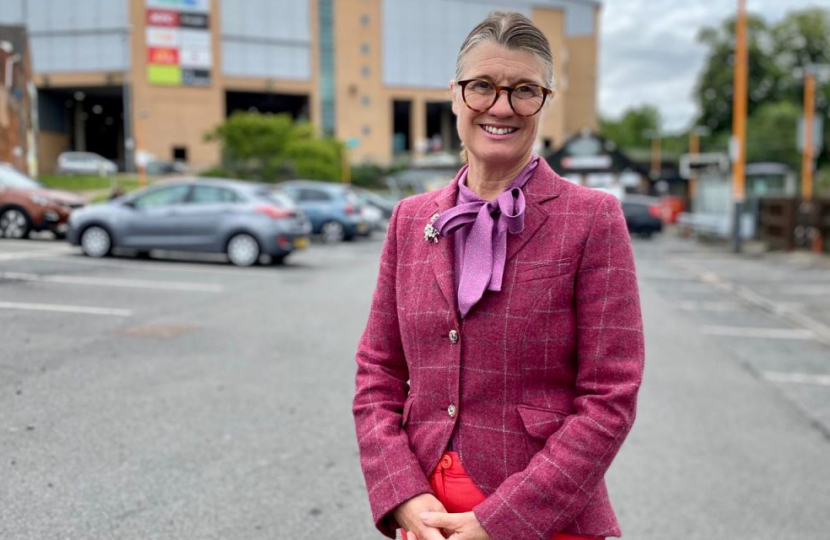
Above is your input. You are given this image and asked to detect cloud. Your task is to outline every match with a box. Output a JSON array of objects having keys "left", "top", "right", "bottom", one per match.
[{"left": 598, "top": 0, "right": 825, "bottom": 132}]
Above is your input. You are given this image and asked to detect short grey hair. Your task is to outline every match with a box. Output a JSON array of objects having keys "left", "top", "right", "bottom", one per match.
[{"left": 454, "top": 11, "right": 555, "bottom": 89}]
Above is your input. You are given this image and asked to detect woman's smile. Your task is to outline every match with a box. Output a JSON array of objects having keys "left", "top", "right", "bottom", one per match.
[{"left": 479, "top": 124, "right": 520, "bottom": 137}]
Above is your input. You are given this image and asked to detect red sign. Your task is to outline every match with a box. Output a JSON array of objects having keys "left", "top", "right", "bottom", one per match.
[
  {"left": 146, "top": 9, "right": 178, "bottom": 27},
  {"left": 147, "top": 47, "right": 179, "bottom": 65}
]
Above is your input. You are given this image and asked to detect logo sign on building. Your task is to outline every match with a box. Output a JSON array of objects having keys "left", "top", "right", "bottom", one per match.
[{"left": 145, "top": 0, "right": 211, "bottom": 87}]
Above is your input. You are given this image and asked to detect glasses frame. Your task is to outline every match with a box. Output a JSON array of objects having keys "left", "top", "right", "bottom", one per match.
[{"left": 457, "top": 78, "right": 553, "bottom": 117}]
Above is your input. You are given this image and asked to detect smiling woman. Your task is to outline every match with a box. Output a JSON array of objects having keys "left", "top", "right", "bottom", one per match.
[{"left": 354, "top": 11, "right": 644, "bottom": 540}]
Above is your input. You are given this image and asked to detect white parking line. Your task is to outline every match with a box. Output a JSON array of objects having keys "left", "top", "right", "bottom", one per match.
[
  {"left": 52, "top": 255, "right": 268, "bottom": 277},
  {"left": 0, "top": 247, "right": 75, "bottom": 261},
  {"left": 677, "top": 300, "right": 746, "bottom": 312},
  {"left": 0, "top": 271, "right": 224, "bottom": 292},
  {"left": 673, "top": 259, "right": 830, "bottom": 348},
  {"left": 700, "top": 325, "right": 814, "bottom": 340},
  {"left": 0, "top": 301, "right": 132, "bottom": 317},
  {"left": 778, "top": 285, "right": 830, "bottom": 296},
  {"left": 761, "top": 371, "right": 830, "bottom": 387}
]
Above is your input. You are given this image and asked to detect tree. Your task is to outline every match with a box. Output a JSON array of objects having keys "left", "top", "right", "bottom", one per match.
[
  {"left": 694, "top": 7, "right": 830, "bottom": 167},
  {"left": 599, "top": 105, "right": 661, "bottom": 150},
  {"left": 694, "top": 14, "right": 783, "bottom": 135},
  {"left": 745, "top": 101, "right": 801, "bottom": 169},
  {"left": 204, "top": 112, "right": 342, "bottom": 182}
]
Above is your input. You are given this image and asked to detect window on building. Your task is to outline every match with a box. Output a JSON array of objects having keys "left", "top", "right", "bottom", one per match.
[
  {"left": 361, "top": 15, "right": 370, "bottom": 26},
  {"left": 360, "top": 43, "right": 370, "bottom": 55},
  {"left": 173, "top": 146, "right": 188, "bottom": 161}
]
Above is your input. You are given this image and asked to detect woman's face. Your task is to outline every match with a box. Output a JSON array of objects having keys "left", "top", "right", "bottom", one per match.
[{"left": 452, "top": 41, "right": 549, "bottom": 168}]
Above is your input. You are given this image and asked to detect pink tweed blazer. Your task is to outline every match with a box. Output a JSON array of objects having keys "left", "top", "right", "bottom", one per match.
[{"left": 353, "top": 159, "right": 644, "bottom": 540}]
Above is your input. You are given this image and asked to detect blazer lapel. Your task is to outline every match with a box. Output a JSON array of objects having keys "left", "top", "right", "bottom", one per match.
[
  {"left": 429, "top": 179, "right": 460, "bottom": 313},
  {"left": 505, "top": 158, "right": 562, "bottom": 264}
]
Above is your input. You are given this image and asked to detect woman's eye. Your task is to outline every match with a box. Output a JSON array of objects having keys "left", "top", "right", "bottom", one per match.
[
  {"left": 471, "top": 80, "right": 494, "bottom": 92},
  {"left": 515, "top": 85, "right": 540, "bottom": 98}
]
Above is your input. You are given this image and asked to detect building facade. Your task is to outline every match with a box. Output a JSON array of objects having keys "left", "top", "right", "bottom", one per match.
[
  {"left": 0, "top": 0, "right": 601, "bottom": 173},
  {"left": 0, "top": 25, "right": 35, "bottom": 175}
]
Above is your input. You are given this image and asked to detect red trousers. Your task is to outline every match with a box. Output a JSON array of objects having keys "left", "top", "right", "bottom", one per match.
[{"left": 401, "top": 452, "right": 603, "bottom": 540}]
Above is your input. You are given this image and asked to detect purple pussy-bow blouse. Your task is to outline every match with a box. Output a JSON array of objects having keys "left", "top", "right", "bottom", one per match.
[{"left": 433, "top": 156, "right": 539, "bottom": 317}]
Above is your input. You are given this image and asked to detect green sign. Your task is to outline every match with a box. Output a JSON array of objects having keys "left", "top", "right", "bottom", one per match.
[{"left": 147, "top": 65, "right": 182, "bottom": 85}]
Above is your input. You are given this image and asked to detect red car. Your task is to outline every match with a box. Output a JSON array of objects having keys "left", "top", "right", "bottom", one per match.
[{"left": 0, "top": 164, "right": 86, "bottom": 239}]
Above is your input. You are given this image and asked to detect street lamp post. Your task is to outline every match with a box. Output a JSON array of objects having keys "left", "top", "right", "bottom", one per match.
[
  {"left": 730, "top": 0, "right": 749, "bottom": 253},
  {"left": 798, "top": 63, "right": 830, "bottom": 253}
]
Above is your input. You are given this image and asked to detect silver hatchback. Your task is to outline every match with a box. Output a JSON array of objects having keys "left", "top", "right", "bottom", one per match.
[{"left": 67, "top": 178, "right": 311, "bottom": 266}]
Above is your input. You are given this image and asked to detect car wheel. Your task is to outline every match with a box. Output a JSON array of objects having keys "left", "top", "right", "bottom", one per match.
[
  {"left": 80, "top": 225, "right": 112, "bottom": 257},
  {"left": 321, "top": 220, "right": 346, "bottom": 243},
  {"left": 0, "top": 208, "right": 31, "bottom": 239},
  {"left": 227, "top": 233, "right": 261, "bottom": 267}
]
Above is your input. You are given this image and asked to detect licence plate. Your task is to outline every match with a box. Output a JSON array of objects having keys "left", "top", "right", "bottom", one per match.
[
  {"left": 294, "top": 236, "right": 309, "bottom": 249},
  {"left": 357, "top": 223, "right": 368, "bottom": 233}
]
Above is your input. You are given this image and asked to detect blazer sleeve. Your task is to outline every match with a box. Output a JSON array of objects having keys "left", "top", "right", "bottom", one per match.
[
  {"left": 474, "top": 193, "right": 645, "bottom": 540},
  {"left": 353, "top": 203, "right": 434, "bottom": 539}
]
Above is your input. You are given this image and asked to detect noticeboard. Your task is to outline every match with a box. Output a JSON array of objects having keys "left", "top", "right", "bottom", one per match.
[{"left": 145, "top": 0, "right": 212, "bottom": 87}]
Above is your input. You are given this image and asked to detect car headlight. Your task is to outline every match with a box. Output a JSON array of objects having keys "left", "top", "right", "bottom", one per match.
[{"left": 29, "top": 194, "right": 49, "bottom": 206}]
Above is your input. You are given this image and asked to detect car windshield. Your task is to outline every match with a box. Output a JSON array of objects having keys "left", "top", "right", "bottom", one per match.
[{"left": 0, "top": 166, "right": 42, "bottom": 189}]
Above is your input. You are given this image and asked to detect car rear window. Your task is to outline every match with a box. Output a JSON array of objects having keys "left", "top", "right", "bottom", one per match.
[{"left": 259, "top": 190, "right": 297, "bottom": 208}]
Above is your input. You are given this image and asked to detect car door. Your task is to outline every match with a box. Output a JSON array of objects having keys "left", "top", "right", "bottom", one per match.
[
  {"left": 121, "top": 184, "right": 192, "bottom": 248},
  {"left": 175, "top": 185, "right": 241, "bottom": 250}
]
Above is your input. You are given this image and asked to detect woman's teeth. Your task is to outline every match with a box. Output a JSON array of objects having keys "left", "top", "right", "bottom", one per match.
[{"left": 482, "top": 125, "right": 517, "bottom": 135}]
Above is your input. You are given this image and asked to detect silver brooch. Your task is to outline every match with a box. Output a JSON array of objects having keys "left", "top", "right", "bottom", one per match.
[{"left": 424, "top": 213, "right": 440, "bottom": 243}]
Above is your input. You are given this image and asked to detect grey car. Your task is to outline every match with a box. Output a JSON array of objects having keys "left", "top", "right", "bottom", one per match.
[{"left": 67, "top": 178, "right": 311, "bottom": 266}]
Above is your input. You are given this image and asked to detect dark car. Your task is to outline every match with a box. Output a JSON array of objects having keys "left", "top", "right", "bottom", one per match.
[
  {"left": 67, "top": 178, "right": 311, "bottom": 266},
  {"left": 0, "top": 164, "right": 85, "bottom": 239},
  {"left": 279, "top": 180, "right": 369, "bottom": 243},
  {"left": 621, "top": 195, "right": 663, "bottom": 238}
]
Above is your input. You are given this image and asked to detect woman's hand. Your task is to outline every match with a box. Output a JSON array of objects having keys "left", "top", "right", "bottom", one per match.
[
  {"left": 393, "top": 494, "right": 448, "bottom": 540},
  {"left": 420, "top": 511, "right": 491, "bottom": 540}
]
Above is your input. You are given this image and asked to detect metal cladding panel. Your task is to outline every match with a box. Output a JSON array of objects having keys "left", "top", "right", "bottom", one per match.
[
  {"left": 26, "top": 0, "right": 128, "bottom": 32},
  {"left": 382, "top": 0, "right": 531, "bottom": 89},
  {"left": 30, "top": 32, "right": 128, "bottom": 72},
  {"left": 222, "top": 41, "right": 311, "bottom": 80},
  {"left": 221, "top": 0, "right": 312, "bottom": 79},
  {"left": 0, "top": 1, "right": 25, "bottom": 24}
]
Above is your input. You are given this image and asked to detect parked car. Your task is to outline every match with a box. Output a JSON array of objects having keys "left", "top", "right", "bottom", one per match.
[
  {"left": 67, "top": 178, "right": 311, "bottom": 266},
  {"left": 621, "top": 195, "right": 663, "bottom": 238},
  {"left": 0, "top": 163, "right": 86, "bottom": 239},
  {"left": 57, "top": 151, "right": 118, "bottom": 176},
  {"left": 279, "top": 180, "right": 369, "bottom": 243},
  {"left": 353, "top": 187, "right": 396, "bottom": 231}
]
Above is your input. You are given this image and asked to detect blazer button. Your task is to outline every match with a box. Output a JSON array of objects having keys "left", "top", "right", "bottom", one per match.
[
  {"left": 447, "top": 404, "right": 457, "bottom": 418},
  {"left": 449, "top": 330, "right": 459, "bottom": 344}
]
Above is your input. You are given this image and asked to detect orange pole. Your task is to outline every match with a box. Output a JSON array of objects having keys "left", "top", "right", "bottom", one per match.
[
  {"left": 732, "top": 0, "right": 748, "bottom": 204},
  {"left": 802, "top": 71, "right": 815, "bottom": 202},
  {"left": 689, "top": 131, "right": 700, "bottom": 199},
  {"left": 731, "top": 0, "right": 749, "bottom": 252}
]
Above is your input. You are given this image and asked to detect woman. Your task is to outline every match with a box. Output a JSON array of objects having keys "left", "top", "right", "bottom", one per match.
[{"left": 354, "top": 12, "right": 644, "bottom": 540}]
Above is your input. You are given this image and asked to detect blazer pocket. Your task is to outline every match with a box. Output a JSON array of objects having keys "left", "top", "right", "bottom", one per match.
[
  {"left": 518, "top": 404, "right": 569, "bottom": 440},
  {"left": 401, "top": 395, "right": 415, "bottom": 427},
  {"left": 516, "top": 258, "right": 574, "bottom": 283}
]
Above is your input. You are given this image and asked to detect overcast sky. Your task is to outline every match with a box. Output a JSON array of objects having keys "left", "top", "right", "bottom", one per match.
[{"left": 598, "top": 0, "right": 826, "bottom": 132}]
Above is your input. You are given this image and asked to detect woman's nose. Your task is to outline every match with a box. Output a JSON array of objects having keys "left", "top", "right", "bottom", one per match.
[{"left": 488, "top": 90, "right": 513, "bottom": 116}]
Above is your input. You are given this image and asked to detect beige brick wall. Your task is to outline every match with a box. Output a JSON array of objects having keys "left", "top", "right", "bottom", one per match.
[{"left": 128, "top": 0, "right": 224, "bottom": 169}]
